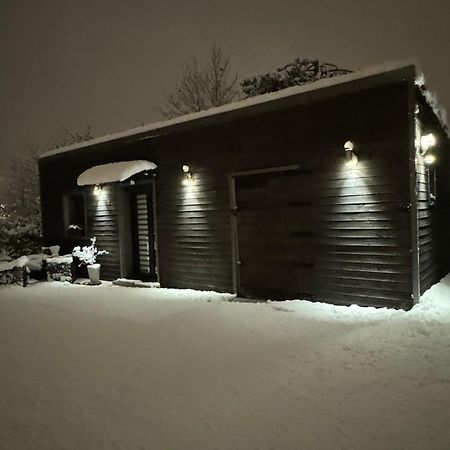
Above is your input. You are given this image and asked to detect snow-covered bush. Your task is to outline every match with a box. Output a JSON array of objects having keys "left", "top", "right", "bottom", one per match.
[
  {"left": 0, "top": 203, "right": 41, "bottom": 259},
  {"left": 72, "top": 237, "right": 108, "bottom": 266}
]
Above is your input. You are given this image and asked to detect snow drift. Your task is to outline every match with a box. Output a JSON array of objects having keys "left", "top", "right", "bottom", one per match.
[{"left": 0, "top": 277, "right": 449, "bottom": 449}]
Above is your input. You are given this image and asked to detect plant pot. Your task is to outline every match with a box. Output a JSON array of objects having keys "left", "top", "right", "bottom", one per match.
[{"left": 87, "top": 263, "right": 101, "bottom": 285}]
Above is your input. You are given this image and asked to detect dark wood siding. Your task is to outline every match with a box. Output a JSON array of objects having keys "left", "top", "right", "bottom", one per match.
[
  {"left": 40, "top": 77, "right": 414, "bottom": 308},
  {"left": 39, "top": 168, "right": 121, "bottom": 280},
  {"left": 85, "top": 185, "right": 121, "bottom": 280},
  {"left": 416, "top": 98, "right": 450, "bottom": 294},
  {"left": 233, "top": 163, "right": 412, "bottom": 307}
]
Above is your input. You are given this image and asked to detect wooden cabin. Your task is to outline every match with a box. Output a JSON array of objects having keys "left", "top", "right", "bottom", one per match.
[{"left": 38, "top": 61, "right": 450, "bottom": 309}]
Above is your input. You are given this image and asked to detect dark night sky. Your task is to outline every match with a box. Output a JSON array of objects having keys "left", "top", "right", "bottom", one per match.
[{"left": 1, "top": 0, "right": 449, "bottom": 178}]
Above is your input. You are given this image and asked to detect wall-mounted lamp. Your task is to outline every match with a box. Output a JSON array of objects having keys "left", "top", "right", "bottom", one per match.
[
  {"left": 424, "top": 153, "right": 436, "bottom": 165},
  {"left": 344, "top": 140, "right": 358, "bottom": 168},
  {"left": 420, "top": 133, "right": 436, "bottom": 152},
  {"left": 420, "top": 133, "right": 437, "bottom": 166},
  {"left": 182, "top": 164, "right": 193, "bottom": 184},
  {"left": 93, "top": 184, "right": 102, "bottom": 196}
]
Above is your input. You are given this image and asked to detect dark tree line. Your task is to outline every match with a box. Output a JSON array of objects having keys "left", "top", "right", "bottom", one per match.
[{"left": 0, "top": 127, "right": 92, "bottom": 259}]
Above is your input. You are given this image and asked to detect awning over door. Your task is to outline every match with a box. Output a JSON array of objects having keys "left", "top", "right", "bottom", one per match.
[{"left": 77, "top": 160, "right": 157, "bottom": 186}]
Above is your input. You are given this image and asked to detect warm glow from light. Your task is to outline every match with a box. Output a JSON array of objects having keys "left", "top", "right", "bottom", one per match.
[
  {"left": 346, "top": 153, "right": 358, "bottom": 168},
  {"left": 93, "top": 185, "right": 102, "bottom": 196},
  {"left": 424, "top": 153, "right": 436, "bottom": 165},
  {"left": 421, "top": 133, "right": 436, "bottom": 152},
  {"left": 182, "top": 174, "right": 195, "bottom": 186},
  {"left": 182, "top": 165, "right": 194, "bottom": 185}
]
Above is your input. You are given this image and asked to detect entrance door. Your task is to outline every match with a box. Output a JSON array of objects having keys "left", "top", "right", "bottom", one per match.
[
  {"left": 130, "top": 184, "right": 157, "bottom": 281},
  {"left": 231, "top": 167, "right": 315, "bottom": 300}
]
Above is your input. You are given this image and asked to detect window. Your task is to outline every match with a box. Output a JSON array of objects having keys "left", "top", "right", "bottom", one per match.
[
  {"left": 63, "top": 192, "right": 87, "bottom": 237},
  {"left": 427, "top": 166, "right": 437, "bottom": 206}
]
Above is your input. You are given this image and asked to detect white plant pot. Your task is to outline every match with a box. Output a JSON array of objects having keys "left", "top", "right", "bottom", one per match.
[{"left": 87, "top": 263, "right": 101, "bottom": 285}]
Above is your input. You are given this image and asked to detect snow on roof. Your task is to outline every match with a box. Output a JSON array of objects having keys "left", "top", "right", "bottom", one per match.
[
  {"left": 77, "top": 160, "right": 157, "bottom": 186},
  {"left": 41, "top": 60, "right": 428, "bottom": 160},
  {"left": 415, "top": 72, "right": 449, "bottom": 132}
]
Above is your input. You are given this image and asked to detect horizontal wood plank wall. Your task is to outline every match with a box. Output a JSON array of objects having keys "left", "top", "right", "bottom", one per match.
[
  {"left": 40, "top": 80, "right": 413, "bottom": 307},
  {"left": 417, "top": 99, "right": 450, "bottom": 294},
  {"left": 417, "top": 156, "right": 436, "bottom": 293},
  {"left": 154, "top": 82, "right": 412, "bottom": 307},
  {"left": 38, "top": 171, "right": 122, "bottom": 280},
  {"left": 85, "top": 185, "right": 121, "bottom": 280},
  {"left": 233, "top": 166, "right": 412, "bottom": 306}
]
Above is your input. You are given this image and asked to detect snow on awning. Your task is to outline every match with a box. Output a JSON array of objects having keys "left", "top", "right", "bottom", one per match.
[{"left": 77, "top": 160, "right": 157, "bottom": 186}]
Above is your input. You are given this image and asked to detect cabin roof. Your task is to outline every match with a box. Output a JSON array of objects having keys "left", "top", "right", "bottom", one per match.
[{"left": 39, "top": 60, "right": 447, "bottom": 161}]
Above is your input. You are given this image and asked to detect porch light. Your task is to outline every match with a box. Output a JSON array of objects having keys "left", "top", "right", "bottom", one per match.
[
  {"left": 182, "top": 164, "right": 193, "bottom": 184},
  {"left": 93, "top": 184, "right": 102, "bottom": 196},
  {"left": 421, "top": 133, "right": 436, "bottom": 152},
  {"left": 344, "top": 141, "right": 358, "bottom": 167},
  {"left": 424, "top": 153, "right": 436, "bottom": 165}
]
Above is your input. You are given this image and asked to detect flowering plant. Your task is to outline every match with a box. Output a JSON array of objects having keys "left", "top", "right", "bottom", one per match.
[{"left": 72, "top": 237, "right": 108, "bottom": 266}]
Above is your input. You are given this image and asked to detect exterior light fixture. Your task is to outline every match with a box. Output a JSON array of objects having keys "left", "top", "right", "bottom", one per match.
[
  {"left": 420, "top": 133, "right": 436, "bottom": 152},
  {"left": 424, "top": 153, "right": 436, "bottom": 165},
  {"left": 93, "top": 184, "right": 102, "bottom": 196},
  {"left": 344, "top": 140, "right": 358, "bottom": 167},
  {"left": 420, "top": 133, "right": 437, "bottom": 166},
  {"left": 182, "top": 164, "right": 193, "bottom": 183}
]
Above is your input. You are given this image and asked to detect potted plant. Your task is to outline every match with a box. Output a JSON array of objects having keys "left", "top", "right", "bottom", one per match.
[{"left": 72, "top": 237, "right": 108, "bottom": 285}]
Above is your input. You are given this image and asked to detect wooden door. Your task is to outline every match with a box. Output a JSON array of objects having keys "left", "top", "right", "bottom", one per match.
[{"left": 232, "top": 168, "right": 315, "bottom": 300}]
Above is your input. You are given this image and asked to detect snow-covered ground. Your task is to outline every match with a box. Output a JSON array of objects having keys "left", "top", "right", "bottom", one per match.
[{"left": 1, "top": 278, "right": 450, "bottom": 450}]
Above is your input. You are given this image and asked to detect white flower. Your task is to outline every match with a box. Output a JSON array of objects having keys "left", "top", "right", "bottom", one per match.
[{"left": 72, "top": 237, "right": 108, "bottom": 266}]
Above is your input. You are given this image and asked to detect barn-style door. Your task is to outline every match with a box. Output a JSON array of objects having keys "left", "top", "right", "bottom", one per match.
[
  {"left": 230, "top": 165, "right": 315, "bottom": 301},
  {"left": 130, "top": 185, "right": 157, "bottom": 281}
]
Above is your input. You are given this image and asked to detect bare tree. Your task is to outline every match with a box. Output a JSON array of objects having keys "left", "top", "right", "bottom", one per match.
[
  {"left": 55, "top": 125, "right": 93, "bottom": 149},
  {"left": 6, "top": 144, "right": 41, "bottom": 217},
  {"left": 157, "top": 44, "right": 239, "bottom": 119}
]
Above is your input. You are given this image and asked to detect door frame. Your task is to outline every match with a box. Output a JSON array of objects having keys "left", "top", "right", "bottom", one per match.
[
  {"left": 117, "top": 178, "right": 160, "bottom": 282},
  {"left": 130, "top": 184, "right": 157, "bottom": 280},
  {"left": 228, "top": 164, "right": 300, "bottom": 295}
]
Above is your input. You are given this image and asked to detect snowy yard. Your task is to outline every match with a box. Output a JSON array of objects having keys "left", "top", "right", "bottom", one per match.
[{"left": 1, "top": 279, "right": 450, "bottom": 450}]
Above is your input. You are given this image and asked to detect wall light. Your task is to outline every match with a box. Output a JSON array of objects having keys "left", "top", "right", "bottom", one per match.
[
  {"left": 182, "top": 164, "right": 193, "bottom": 184},
  {"left": 93, "top": 184, "right": 102, "bottom": 196},
  {"left": 420, "top": 133, "right": 436, "bottom": 152},
  {"left": 344, "top": 140, "right": 358, "bottom": 167},
  {"left": 424, "top": 153, "right": 436, "bottom": 165}
]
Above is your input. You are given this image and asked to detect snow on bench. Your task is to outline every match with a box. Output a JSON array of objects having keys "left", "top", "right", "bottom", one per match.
[
  {"left": 0, "top": 256, "right": 29, "bottom": 287},
  {"left": 45, "top": 255, "right": 74, "bottom": 283}
]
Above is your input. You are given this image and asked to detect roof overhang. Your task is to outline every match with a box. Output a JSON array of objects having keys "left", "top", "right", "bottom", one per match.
[{"left": 77, "top": 160, "right": 157, "bottom": 186}]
